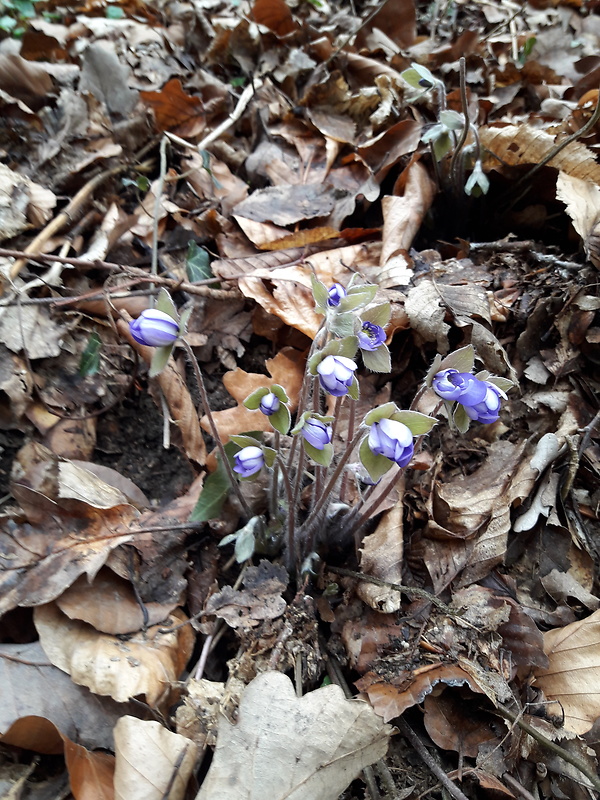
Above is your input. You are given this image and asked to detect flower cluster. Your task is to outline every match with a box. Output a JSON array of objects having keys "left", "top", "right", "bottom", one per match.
[{"left": 432, "top": 369, "right": 507, "bottom": 424}]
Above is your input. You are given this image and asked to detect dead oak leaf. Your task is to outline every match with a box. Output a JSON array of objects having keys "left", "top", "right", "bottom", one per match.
[{"left": 140, "top": 78, "right": 204, "bottom": 136}]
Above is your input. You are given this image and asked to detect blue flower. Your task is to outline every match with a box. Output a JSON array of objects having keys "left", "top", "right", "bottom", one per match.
[
  {"left": 300, "top": 418, "right": 333, "bottom": 450},
  {"left": 233, "top": 446, "right": 265, "bottom": 477},
  {"left": 130, "top": 309, "right": 179, "bottom": 347},
  {"left": 463, "top": 382, "right": 506, "bottom": 424},
  {"left": 259, "top": 392, "right": 280, "bottom": 416},
  {"left": 317, "top": 355, "right": 357, "bottom": 397},
  {"left": 368, "top": 418, "right": 414, "bottom": 468},
  {"left": 358, "top": 321, "right": 386, "bottom": 352},
  {"left": 432, "top": 369, "right": 486, "bottom": 404},
  {"left": 327, "top": 283, "right": 347, "bottom": 307}
]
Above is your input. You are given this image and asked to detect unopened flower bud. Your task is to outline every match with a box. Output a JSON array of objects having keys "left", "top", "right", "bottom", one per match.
[
  {"left": 259, "top": 392, "right": 280, "bottom": 416},
  {"left": 317, "top": 355, "right": 357, "bottom": 397},
  {"left": 327, "top": 283, "right": 347, "bottom": 307},
  {"left": 368, "top": 418, "right": 414, "bottom": 468},
  {"left": 300, "top": 418, "right": 332, "bottom": 450},
  {"left": 233, "top": 446, "right": 264, "bottom": 478},
  {"left": 129, "top": 309, "right": 179, "bottom": 347}
]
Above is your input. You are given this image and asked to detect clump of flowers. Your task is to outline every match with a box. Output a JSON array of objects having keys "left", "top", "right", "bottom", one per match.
[{"left": 130, "top": 278, "right": 513, "bottom": 575}]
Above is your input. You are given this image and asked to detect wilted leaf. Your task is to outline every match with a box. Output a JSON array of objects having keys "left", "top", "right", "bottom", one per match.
[
  {"left": 34, "top": 603, "right": 194, "bottom": 705},
  {"left": 358, "top": 494, "right": 404, "bottom": 613},
  {"left": 114, "top": 716, "right": 197, "bottom": 800},
  {"left": 205, "top": 560, "right": 288, "bottom": 629},
  {"left": 534, "top": 609, "right": 600, "bottom": 734},
  {"left": 195, "top": 671, "right": 391, "bottom": 800}
]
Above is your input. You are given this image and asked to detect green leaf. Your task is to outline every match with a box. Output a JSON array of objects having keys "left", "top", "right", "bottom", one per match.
[
  {"left": 262, "top": 447, "right": 277, "bottom": 468},
  {"left": 453, "top": 403, "right": 470, "bottom": 434},
  {"left": 269, "top": 404, "right": 291, "bottom": 435},
  {"left": 271, "top": 384, "right": 289, "bottom": 403},
  {"left": 79, "top": 331, "right": 102, "bottom": 376},
  {"left": 327, "top": 335, "right": 359, "bottom": 359},
  {"left": 438, "top": 345, "right": 475, "bottom": 375},
  {"left": 148, "top": 343, "right": 175, "bottom": 377},
  {"left": 328, "top": 311, "right": 356, "bottom": 338},
  {"left": 400, "top": 63, "right": 437, "bottom": 90},
  {"left": 361, "top": 345, "right": 391, "bottom": 373},
  {"left": 190, "top": 457, "right": 230, "bottom": 521},
  {"left": 391, "top": 411, "right": 437, "bottom": 435},
  {"left": 439, "top": 110, "right": 464, "bottom": 131},
  {"left": 243, "top": 387, "right": 269, "bottom": 410},
  {"left": 363, "top": 402, "right": 399, "bottom": 427},
  {"left": 311, "top": 274, "right": 329, "bottom": 312},
  {"left": 230, "top": 434, "right": 262, "bottom": 448},
  {"left": 432, "top": 131, "right": 452, "bottom": 162},
  {"left": 0, "top": 15, "right": 17, "bottom": 31},
  {"left": 358, "top": 437, "right": 393, "bottom": 482},
  {"left": 155, "top": 288, "right": 178, "bottom": 320},
  {"left": 347, "top": 375, "right": 359, "bottom": 401},
  {"left": 179, "top": 307, "right": 192, "bottom": 335},
  {"left": 339, "top": 285, "right": 378, "bottom": 312},
  {"left": 361, "top": 303, "right": 391, "bottom": 327},
  {"left": 12, "top": 0, "right": 35, "bottom": 16},
  {"left": 235, "top": 525, "right": 256, "bottom": 562},
  {"left": 487, "top": 376, "right": 514, "bottom": 393},
  {"left": 304, "top": 441, "right": 333, "bottom": 467},
  {"left": 186, "top": 241, "right": 217, "bottom": 284}
]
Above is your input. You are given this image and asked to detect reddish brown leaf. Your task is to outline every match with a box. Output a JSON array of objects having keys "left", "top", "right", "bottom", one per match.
[{"left": 140, "top": 78, "right": 204, "bottom": 136}]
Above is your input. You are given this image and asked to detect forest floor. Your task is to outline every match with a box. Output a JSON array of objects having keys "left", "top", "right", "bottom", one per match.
[{"left": 0, "top": 0, "right": 600, "bottom": 798}]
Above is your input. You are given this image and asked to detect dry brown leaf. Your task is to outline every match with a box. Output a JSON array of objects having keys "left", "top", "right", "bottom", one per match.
[
  {"left": 205, "top": 561, "right": 288, "bottom": 629},
  {"left": 201, "top": 347, "right": 305, "bottom": 441},
  {"left": 423, "top": 692, "right": 496, "bottom": 757},
  {"left": 556, "top": 171, "right": 600, "bottom": 269},
  {"left": 34, "top": 603, "right": 194, "bottom": 706},
  {"left": 258, "top": 226, "right": 342, "bottom": 251},
  {"left": 56, "top": 567, "right": 180, "bottom": 635},
  {"left": 232, "top": 184, "right": 344, "bottom": 226},
  {"left": 480, "top": 123, "right": 600, "bottom": 183},
  {"left": 185, "top": 151, "right": 248, "bottom": 216},
  {"left": 358, "top": 664, "right": 484, "bottom": 723},
  {"left": 64, "top": 739, "right": 115, "bottom": 800},
  {"left": 405, "top": 279, "right": 450, "bottom": 352},
  {"left": 252, "top": 0, "right": 296, "bottom": 36},
  {"left": 354, "top": 0, "right": 416, "bottom": 50},
  {"left": 195, "top": 671, "right": 391, "bottom": 800},
  {"left": 0, "top": 641, "right": 136, "bottom": 752},
  {"left": 534, "top": 609, "right": 600, "bottom": 734},
  {"left": 357, "top": 485, "right": 404, "bottom": 613},
  {"left": 0, "top": 162, "right": 56, "bottom": 240},
  {"left": 114, "top": 716, "right": 197, "bottom": 800},
  {"left": 140, "top": 78, "right": 204, "bottom": 136}
]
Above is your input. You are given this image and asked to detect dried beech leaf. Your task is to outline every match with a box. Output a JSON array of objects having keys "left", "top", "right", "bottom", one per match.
[
  {"left": 114, "top": 716, "right": 197, "bottom": 800},
  {"left": 405, "top": 278, "right": 450, "bottom": 352},
  {"left": 140, "top": 78, "right": 204, "bottom": 136},
  {"left": 480, "top": 124, "right": 600, "bottom": 183},
  {"left": 423, "top": 692, "right": 496, "bottom": 757},
  {"left": 535, "top": 609, "right": 600, "bottom": 734},
  {"left": 358, "top": 487, "right": 404, "bottom": 613},
  {"left": 34, "top": 603, "right": 194, "bottom": 706},
  {"left": 556, "top": 172, "right": 600, "bottom": 269},
  {"left": 195, "top": 671, "right": 391, "bottom": 800}
]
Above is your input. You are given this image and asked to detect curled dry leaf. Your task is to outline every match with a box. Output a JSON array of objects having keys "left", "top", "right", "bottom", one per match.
[
  {"left": 114, "top": 716, "right": 197, "bottom": 800},
  {"left": 423, "top": 691, "right": 497, "bottom": 758},
  {"left": 480, "top": 124, "right": 600, "bottom": 183},
  {"left": 534, "top": 608, "right": 600, "bottom": 735},
  {"left": 556, "top": 171, "right": 600, "bottom": 269},
  {"left": 34, "top": 602, "right": 194, "bottom": 706},
  {"left": 195, "top": 671, "right": 391, "bottom": 800},
  {"left": 56, "top": 566, "right": 180, "bottom": 635},
  {"left": 357, "top": 486, "right": 404, "bottom": 613},
  {"left": 205, "top": 561, "right": 288, "bottom": 629}
]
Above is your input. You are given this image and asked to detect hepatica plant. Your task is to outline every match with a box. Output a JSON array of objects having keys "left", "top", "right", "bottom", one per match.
[{"left": 129, "top": 279, "right": 513, "bottom": 575}]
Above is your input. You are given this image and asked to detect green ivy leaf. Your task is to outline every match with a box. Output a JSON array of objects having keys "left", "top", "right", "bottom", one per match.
[
  {"left": 361, "top": 345, "right": 391, "bottom": 373},
  {"left": 186, "top": 241, "right": 217, "bottom": 284},
  {"left": 358, "top": 437, "right": 393, "bottom": 482}
]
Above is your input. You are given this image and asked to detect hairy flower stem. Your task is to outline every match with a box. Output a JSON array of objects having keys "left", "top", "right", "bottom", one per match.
[
  {"left": 269, "top": 431, "right": 281, "bottom": 519},
  {"left": 286, "top": 325, "right": 326, "bottom": 472},
  {"left": 301, "top": 428, "right": 364, "bottom": 536},
  {"left": 275, "top": 454, "right": 296, "bottom": 570},
  {"left": 449, "top": 57, "right": 470, "bottom": 195},
  {"left": 181, "top": 339, "right": 252, "bottom": 518},
  {"left": 339, "top": 398, "right": 355, "bottom": 504}
]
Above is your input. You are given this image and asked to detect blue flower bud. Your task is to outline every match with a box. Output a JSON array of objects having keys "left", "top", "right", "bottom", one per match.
[
  {"left": 259, "top": 392, "right": 280, "bottom": 416},
  {"left": 233, "top": 446, "right": 265, "bottom": 478},
  {"left": 129, "top": 309, "right": 179, "bottom": 347},
  {"left": 368, "top": 418, "right": 414, "bottom": 468},
  {"left": 317, "top": 355, "right": 357, "bottom": 397},
  {"left": 463, "top": 382, "right": 506, "bottom": 424},
  {"left": 327, "top": 283, "right": 347, "bottom": 307},
  {"left": 358, "top": 321, "right": 386, "bottom": 352},
  {"left": 432, "top": 369, "right": 486, "bottom": 404},
  {"left": 301, "top": 418, "right": 332, "bottom": 450}
]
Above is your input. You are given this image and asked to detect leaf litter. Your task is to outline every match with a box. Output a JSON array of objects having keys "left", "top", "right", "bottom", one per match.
[{"left": 0, "top": 0, "right": 599, "bottom": 798}]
